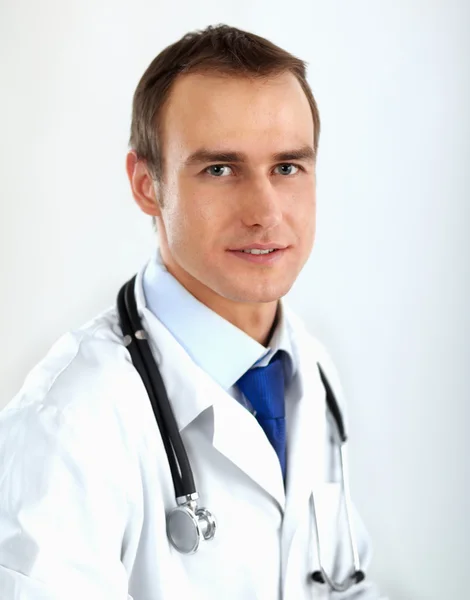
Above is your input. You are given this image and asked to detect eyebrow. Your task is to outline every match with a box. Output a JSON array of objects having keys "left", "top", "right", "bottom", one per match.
[{"left": 183, "top": 145, "right": 316, "bottom": 167}]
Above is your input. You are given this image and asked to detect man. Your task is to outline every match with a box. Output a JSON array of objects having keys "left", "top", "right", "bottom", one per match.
[{"left": 0, "top": 24, "right": 386, "bottom": 599}]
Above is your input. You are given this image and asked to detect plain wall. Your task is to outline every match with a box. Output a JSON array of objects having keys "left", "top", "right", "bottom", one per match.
[{"left": 1, "top": 1, "right": 469, "bottom": 598}]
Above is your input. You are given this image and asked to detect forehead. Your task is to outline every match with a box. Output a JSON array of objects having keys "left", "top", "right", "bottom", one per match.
[{"left": 160, "top": 71, "right": 314, "bottom": 160}]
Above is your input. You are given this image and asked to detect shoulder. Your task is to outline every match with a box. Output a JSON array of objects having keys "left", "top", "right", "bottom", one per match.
[
  {"left": 2, "top": 305, "right": 141, "bottom": 426},
  {"left": 283, "top": 303, "right": 348, "bottom": 413},
  {"left": 283, "top": 303, "right": 337, "bottom": 363},
  {"left": 0, "top": 307, "right": 144, "bottom": 520}
]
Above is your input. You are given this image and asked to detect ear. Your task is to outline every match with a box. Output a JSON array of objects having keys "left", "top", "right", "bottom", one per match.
[{"left": 125, "top": 150, "right": 162, "bottom": 217}]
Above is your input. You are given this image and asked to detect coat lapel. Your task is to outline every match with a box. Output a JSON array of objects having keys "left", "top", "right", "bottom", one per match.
[{"left": 211, "top": 386, "right": 286, "bottom": 509}]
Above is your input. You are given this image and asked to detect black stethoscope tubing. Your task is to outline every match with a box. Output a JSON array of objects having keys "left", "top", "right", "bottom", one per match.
[{"left": 118, "top": 275, "right": 196, "bottom": 498}]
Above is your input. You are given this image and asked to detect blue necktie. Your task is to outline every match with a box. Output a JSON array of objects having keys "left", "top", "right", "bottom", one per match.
[{"left": 236, "top": 351, "right": 286, "bottom": 480}]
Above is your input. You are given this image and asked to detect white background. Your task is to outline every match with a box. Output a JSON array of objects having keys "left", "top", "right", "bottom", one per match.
[{"left": 1, "top": 1, "right": 469, "bottom": 598}]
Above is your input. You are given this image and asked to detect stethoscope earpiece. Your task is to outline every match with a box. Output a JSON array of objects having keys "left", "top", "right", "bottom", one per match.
[
  {"left": 311, "top": 569, "right": 366, "bottom": 590},
  {"left": 311, "top": 570, "right": 325, "bottom": 584}
]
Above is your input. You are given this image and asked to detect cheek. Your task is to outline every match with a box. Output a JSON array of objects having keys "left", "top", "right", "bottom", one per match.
[
  {"left": 163, "top": 182, "right": 223, "bottom": 249},
  {"left": 288, "top": 192, "right": 316, "bottom": 235},
  {"left": 306, "top": 206, "right": 317, "bottom": 247},
  {"left": 182, "top": 183, "right": 234, "bottom": 232}
]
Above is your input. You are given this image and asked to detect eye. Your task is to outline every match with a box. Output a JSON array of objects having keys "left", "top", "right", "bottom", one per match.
[
  {"left": 205, "top": 165, "right": 233, "bottom": 177},
  {"left": 274, "top": 163, "right": 301, "bottom": 176}
]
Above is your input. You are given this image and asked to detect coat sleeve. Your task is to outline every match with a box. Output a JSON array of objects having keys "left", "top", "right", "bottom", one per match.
[
  {"left": 0, "top": 395, "right": 134, "bottom": 599},
  {"left": 315, "top": 339, "right": 389, "bottom": 600}
]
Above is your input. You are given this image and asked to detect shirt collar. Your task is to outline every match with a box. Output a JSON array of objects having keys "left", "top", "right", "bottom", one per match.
[{"left": 142, "top": 249, "right": 296, "bottom": 390}]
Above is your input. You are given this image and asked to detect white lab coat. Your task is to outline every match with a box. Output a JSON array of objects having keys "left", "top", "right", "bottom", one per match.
[{"left": 0, "top": 264, "right": 386, "bottom": 599}]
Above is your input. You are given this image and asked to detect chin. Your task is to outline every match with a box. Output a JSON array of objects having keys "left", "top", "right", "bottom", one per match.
[{"left": 222, "top": 279, "right": 294, "bottom": 304}]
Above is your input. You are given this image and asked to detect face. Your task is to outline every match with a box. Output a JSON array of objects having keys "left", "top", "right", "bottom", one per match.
[{"left": 136, "top": 71, "right": 316, "bottom": 311}]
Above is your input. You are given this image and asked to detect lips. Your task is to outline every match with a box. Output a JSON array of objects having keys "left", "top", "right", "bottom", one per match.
[
  {"left": 229, "top": 243, "right": 288, "bottom": 251},
  {"left": 227, "top": 247, "right": 288, "bottom": 264}
]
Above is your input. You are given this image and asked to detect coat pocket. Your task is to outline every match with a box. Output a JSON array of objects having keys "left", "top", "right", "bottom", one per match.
[{"left": 312, "top": 482, "right": 342, "bottom": 576}]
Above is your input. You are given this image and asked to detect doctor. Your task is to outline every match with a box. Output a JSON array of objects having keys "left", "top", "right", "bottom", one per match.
[{"left": 0, "top": 24, "right": 386, "bottom": 600}]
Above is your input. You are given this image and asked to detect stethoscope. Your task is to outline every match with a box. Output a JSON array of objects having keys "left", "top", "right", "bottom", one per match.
[{"left": 117, "top": 274, "right": 366, "bottom": 593}]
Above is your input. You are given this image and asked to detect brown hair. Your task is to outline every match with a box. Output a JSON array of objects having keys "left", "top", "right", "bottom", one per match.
[{"left": 129, "top": 24, "right": 320, "bottom": 184}]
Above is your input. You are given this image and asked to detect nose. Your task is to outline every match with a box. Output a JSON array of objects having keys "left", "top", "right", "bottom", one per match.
[{"left": 240, "top": 178, "right": 283, "bottom": 230}]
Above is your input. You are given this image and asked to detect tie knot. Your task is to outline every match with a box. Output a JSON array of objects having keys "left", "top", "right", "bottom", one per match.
[{"left": 236, "top": 351, "right": 285, "bottom": 419}]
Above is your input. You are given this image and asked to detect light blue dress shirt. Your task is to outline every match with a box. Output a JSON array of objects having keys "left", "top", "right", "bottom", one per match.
[{"left": 142, "top": 250, "right": 297, "bottom": 414}]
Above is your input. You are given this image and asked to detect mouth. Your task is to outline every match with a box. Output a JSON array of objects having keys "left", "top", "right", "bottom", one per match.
[
  {"left": 227, "top": 245, "right": 289, "bottom": 264},
  {"left": 229, "top": 243, "right": 287, "bottom": 252}
]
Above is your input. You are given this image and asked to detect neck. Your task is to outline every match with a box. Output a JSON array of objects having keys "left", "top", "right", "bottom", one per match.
[{"left": 217, "top": 301, "right": 279, "bottom": 347}]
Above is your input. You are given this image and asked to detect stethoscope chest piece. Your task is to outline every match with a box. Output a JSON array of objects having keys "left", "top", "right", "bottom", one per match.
[{"left": 167, "top": 495, "right": 217, "bottom": 554}]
